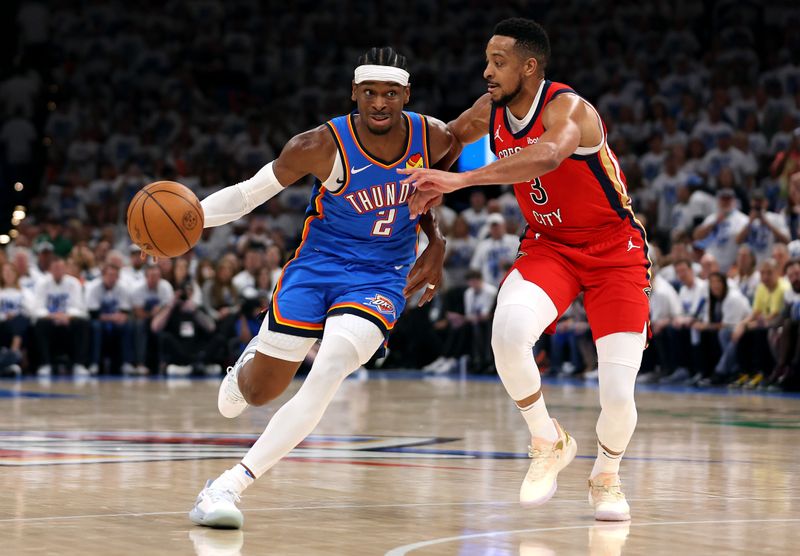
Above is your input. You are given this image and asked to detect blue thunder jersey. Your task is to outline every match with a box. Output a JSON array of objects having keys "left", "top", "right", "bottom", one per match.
[
  {"left": 268, "top": 111, "right": 432, "bottom": 340},
  {"left": 300, "top": 111, "right": 430, "bottom": 266}
]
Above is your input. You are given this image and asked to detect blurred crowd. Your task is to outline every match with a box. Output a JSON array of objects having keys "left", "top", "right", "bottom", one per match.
[{"left": 2, "top": 1, "right": 800, "bottom": 390}]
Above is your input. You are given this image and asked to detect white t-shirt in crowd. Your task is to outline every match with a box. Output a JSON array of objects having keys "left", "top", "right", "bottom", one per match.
[
  {"left": 85, "top": 279, "right": 131, "bottom": 315},
  {"left": 696, "top": 210, "right": 749, "bottom": 272},
  {"left": 33, "top": 274, "right": 86, "bottom": 318},
  {"left": 470, "top": 234, "right": 520, "bottom": 287},
  {"left": 464, "top": 283, "right": 498, "bottom": 319}
]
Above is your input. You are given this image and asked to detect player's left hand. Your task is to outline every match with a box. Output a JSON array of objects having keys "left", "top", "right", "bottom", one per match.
[
  {"left": 407, "top": 189, "right": 443, "bottom": 218},
  {"left": 398, "top": 167, "right": 466, "bottom": 195},
  {"left": 403, "top": 238, "right": 445, "bottom": 306}
]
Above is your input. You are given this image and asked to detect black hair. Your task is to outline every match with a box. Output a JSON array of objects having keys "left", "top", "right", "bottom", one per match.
[
  {"left": 357, "top": 47, "right": 408, "bottom": 71},
  {"left": 465, "top": 269, "right": 483, "bottom": 281},
  {"left": 493, "top": 18, "right": 550, "bottom": 73},
  {"left": 707, "top": 271, "right": 728, "bottom": 324}
]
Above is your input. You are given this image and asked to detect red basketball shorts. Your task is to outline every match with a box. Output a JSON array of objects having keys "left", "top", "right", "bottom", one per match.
[{"left": 509, "top": 227, "right": 651, "bottom": 341}]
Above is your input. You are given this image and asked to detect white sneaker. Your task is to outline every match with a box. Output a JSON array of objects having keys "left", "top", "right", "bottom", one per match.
[
  {"left": 423, "top": 356, "right": 446, "bottom": 372},
  {"left": 166, "top": 364, "right": 193, "bottom": 376},
  {"left": 121, "top": 363, "right": 136, "bottom": 375},
  {"left": 589, "top": 475, "right": 631, "bottom": 521},
  {"left": 88, "top": 363, "right": 99, "bottom": 375},
  {"left": 73, "top": 364, "right": 90, "bottom": 376},
  {"left": 189, "top": 479, "right": 243, "bottom": 529},
  {"left": 135, "top": 365, "right": 149, "bottom": 375},
  {"left": 520, "top": 418, "right": 577, "bottom": 506},
  {"left": 218, "top": 338, "right": 258, "bottom": 418},
  {"left": 204, "top": 364, "right": 222, "bottom": 377},
  {"left": 431, "top": 357, "right": 457, "bottom": 374},
  {"left": 37, "top": 364, "right": 52, "bottom": 377},
  {"left": 4, "top": 364, "right": 22, "bottom": 376}
]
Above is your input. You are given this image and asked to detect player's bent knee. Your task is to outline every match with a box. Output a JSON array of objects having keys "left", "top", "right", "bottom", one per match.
[{"left": 491, "top": 304, "right": 545, "bottom": 364}]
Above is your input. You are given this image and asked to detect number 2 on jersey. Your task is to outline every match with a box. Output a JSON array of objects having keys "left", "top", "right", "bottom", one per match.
[
  {"left": 371, "top": 209, "right": 396, "bottom": 237},
  {"left": 529, "top": 178, "right": 548, "bottom": 205}
]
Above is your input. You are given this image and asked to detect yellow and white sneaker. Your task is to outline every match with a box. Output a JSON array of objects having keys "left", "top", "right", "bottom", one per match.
[
  {"left": 588, "top": 475, "right": 630, "bottom": 521},
  {"left": 520, "top": 418, "right": 577, "bottom": 506}
]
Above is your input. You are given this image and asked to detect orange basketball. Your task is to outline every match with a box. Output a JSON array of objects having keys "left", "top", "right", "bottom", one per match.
[{"left": 127, "top": 181, "right": 204, "bottom": 258}]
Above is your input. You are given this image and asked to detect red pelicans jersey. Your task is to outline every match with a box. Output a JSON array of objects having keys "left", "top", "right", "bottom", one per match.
[{"left": 489, "top": 80, "right": 643, "bottom": 247}]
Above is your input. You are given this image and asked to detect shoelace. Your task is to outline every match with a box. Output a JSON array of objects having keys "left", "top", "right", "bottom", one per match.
[
  {"left": 224, "top": 367, "right": 245, "bottom": 403},
  {"left": 526, "top": 445, "right": 557, "bottom": 474},
  {"left": 591, "top": 481, "right": 625, "bottom": 501},
  {"left": 206, "top": 486, "right": 241, "bottom": 504}
]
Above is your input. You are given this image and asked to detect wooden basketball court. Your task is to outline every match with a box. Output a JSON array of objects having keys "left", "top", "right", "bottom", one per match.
[{"left": 1, "top": 374, "right": 798, "bottom": 555}]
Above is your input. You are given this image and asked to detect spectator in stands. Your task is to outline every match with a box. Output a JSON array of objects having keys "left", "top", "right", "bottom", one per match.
[
  {"left": 694, "top": 272, "right": 751, "bottom": 386},
  {"left": 443, "top": 216, "right": 476, "bottom": 288},
  {"left": 461, "top": 189, "right": 489, "bottom": 237},
  {"left": 463, "top": 269, "right": 497, "bottom": 373},
  {"left": 693, "top": 188, "right": 749, "bottom": 273},
  {"left": 782, "top": 172, "right": 800, "bottom": 241},
  {"left": 736, "top": 188, "right": 789, "bottom": 263},
  {"left": 769, "top": 128, "right": 800, "bottom": 195},
  {"left": 202, "top": 259, "right": 239, "bottom": 325},
  {"left": 85, "top": 262, "right": 133, "bottom": 375},
  {"left": 171, "top": 257, "right": 202, "bottom": 305},
  {"left": 32, "top": 257, "right": 89, "bottom": 376},
  {"left": 470, "top": 213, "right": 519, "bottom": 288},
  {"left": 130, "top": 264, "right": 173, "bottom": 375},
  {"left": 0, "top": 263, "right": 33, "bottom": 375},
  {"left": 767, "top": 259, "right": 800, "bottom": 391},
  {"left": 423, "top": 281, "right": 468, "bottom": 375},
  {"left": 649, "top": 148, "right": 689, "bottom": 239},
  {"left": 232, "top": 243, "right": 264, "bottom": 293},
  {"left": 729, "top": 245, "right": 760, "bottom": 302},
  {"left": 12, "top": 250, "right": 37, "bottom": 291},
  {"left": 640, "top": 268, "right": 682, "bottom": 383},
  {"left": 730, "top": 259, "right": 787, "bottom": 388},
  {"left": 150, "top": 280, "right": 221, "bottom": 377},
  {"left": 549, "top": 297, "right": 590, "bottom": 376},
  {"left": 772, "top": 243, "right": 791, "bottom": 278},
  {"left": 663, "top": 259, "right": 708, "bottom": 383},
  {"left": 120, "top": 245, "right": 146, "bottom": 288}
]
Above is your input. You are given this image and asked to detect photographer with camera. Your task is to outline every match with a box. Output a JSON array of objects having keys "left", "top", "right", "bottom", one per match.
[
  {"left": 736, "top": 188, "right": 790, "bottom": 264},
  {"left": 150, "top": 279, "right": 223, "bottom": 376}
]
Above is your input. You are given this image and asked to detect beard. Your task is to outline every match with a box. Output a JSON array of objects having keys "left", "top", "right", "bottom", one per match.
[
  {"left": 494, "top": 79, "right": 524, "bottom": 106},
  {"left": 365, "top": 122, "right": 392, "bottom": 135}
]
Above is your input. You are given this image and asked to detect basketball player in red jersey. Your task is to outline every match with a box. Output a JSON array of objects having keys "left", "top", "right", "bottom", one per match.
[{"left": 400, "top": 18, "right": 649, "bottom": 521}]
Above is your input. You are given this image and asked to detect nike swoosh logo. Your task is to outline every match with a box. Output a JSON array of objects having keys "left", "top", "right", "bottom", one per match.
[{"left": 350, "top": 164, "right": 372, "bottom": 175}]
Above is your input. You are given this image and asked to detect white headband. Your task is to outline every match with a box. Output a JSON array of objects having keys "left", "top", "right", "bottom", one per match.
[{"left": 354, "top": 64, "right": 410, "bottom": 86}]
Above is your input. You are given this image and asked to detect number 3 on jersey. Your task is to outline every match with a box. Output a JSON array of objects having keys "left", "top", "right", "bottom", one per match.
[
  {"left": 371, "top": 209, "right": 396, "bottom": 237},
  {"left": 529, "top": 178, "right": 548, "bottom": 205}
]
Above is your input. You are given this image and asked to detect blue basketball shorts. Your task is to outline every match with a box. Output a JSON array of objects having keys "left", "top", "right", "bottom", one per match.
[{"left": 267, "top": 249, "right": 408, "bottom": 339}]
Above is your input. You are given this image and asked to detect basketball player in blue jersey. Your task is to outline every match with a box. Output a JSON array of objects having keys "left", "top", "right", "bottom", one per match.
[{"left": 189, "top": 47, "right": 454, "bottom": 529}]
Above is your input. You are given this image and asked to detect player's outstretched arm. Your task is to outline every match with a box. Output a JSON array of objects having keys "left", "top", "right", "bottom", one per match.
[
  {"left": 407, "top": 97, "right": 492, "bottom": 216},
  {"left": 400, "top": 94, "right": 583, "bottom": 201},
  {"left": 200, "top": 126, "right": 336, "bottom": 228}
]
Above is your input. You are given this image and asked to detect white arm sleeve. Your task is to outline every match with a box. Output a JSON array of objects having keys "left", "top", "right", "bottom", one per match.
[{"left": 200, "top": 161, "right": 285, "bottom": 228}]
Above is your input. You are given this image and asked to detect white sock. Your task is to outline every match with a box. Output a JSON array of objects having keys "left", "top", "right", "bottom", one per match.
[
  {"left": 593, "top": 332, "right": 644, "bottom": 480},
  {"left": 518, "top": 397, "right": 558, "bottom": 441},
  {"left": 590, "top": 442, "right": 623, "bottom": 478},
  {"left": 212, "top": 463, "right": 255, "bottom": 495}
]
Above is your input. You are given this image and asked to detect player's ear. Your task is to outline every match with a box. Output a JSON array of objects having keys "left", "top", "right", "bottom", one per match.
[
  {"left": 523, "top": 57, "right": 538, "bottom": 78},
  {"left": 403, "top": 85, "right": 410, "bottom": 106},
  {"left": 351, "top": 82, "right": 357, "bottom": 102}
]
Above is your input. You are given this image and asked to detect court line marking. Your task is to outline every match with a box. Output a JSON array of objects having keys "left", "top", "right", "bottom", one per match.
[
  {"left": 384, "top": 518, "right": 800, "bottom": 556},
  {"left": 2, "top": 497, "right": 799, "bottom": 524}
]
